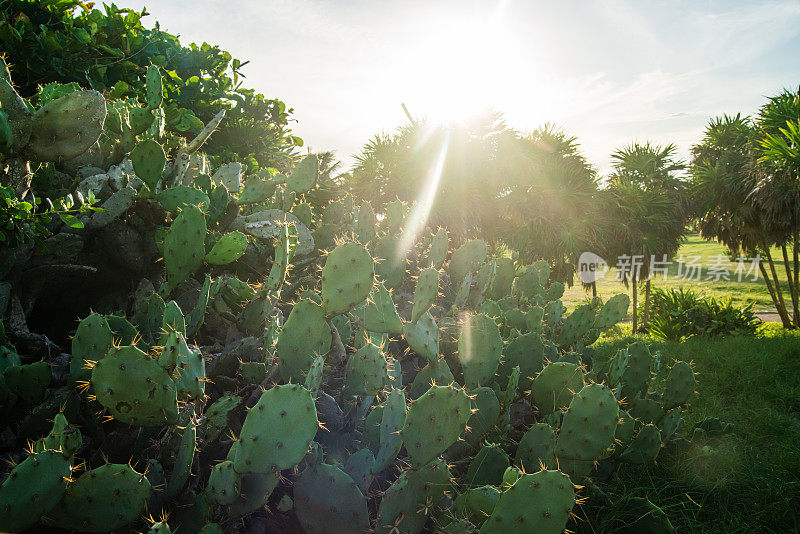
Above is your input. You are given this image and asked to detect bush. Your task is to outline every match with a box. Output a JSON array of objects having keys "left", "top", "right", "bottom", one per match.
[{"left": 647, "top": 287, "right": 760, "bottom": 340}]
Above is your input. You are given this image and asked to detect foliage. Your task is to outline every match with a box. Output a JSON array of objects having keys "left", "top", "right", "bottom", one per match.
[
  {"left": 691, "top": 87, "right": 800, "bottom": 329},
  {"left": 646, "top": 287, "right": 760, "bottom": 340},
  {"left": 0, "top": 185, "right": 98, "bottom": 246},
  {"left": 0, "top": 65, "right": 694, "bottom": 534},
  {"left": 0, "top": 0, "right": 301, "bottom": 173}
]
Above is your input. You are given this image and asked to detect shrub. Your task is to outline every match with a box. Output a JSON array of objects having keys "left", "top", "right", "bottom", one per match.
[{"left": 647, "top": 287, "right": 760, "bottom": 340}]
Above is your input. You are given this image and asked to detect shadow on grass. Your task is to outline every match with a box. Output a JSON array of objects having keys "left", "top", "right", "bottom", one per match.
[{"left": 574, "top": 327, "right": 800, "bottom": 533}]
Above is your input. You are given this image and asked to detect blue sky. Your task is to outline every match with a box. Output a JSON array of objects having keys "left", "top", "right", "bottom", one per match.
[{"left": 134, "top": 0, "right": 800, "bottom": 173}]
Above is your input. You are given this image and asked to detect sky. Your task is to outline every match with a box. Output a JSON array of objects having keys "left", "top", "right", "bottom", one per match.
[{"left": 131, "top": 0, "right": 800, "bottom": 174}]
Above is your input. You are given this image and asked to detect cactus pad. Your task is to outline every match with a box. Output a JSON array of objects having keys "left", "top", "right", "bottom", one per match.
[
  {"left": 277, "top": 300, "right": 332, "bottom": 382},
  {"left": 70, "top": 312, "right": 113, "bottom": 381},
  {"left": 234, "top": 384, "right": 317, "bottom": 474},
  {"left": 91, "top": 345, "right": 178, "bottom": 426},
  {"left": 377, "top": 458, "right": 452, "bottom": 534},
  {"left": 131, "top": 138, "right": 166, "bottom": 190},
  {"left": 0, "top": 450, "right": 71, "bottom": 532},
  {"left": 48, "top": 463, "right": 151, "bottom": 533},
  {"left": 164, "top": 204, "right": 207, "bottom": 290},
  {"left": 402, "top": 311, "right": 439, "bottom": 363},
  {"left": 449, "top": 239, "right": 487, "bottom": 285},
  {"left": 661, "top": 361, "right": 695, "bottom": 409},
  {"left": 353, "top": 282, "right": 402, "bottom": 335},
  {"left": 321, "top": 242, "right": 374, "bottom": 316},
  {"left": 480, "top": 469, "right": 574, "bottom": 534},
  {"left": 402, "top": 384, "right": 471, "bottom": 467},
  {"left": 458, "top": 313, "right": 503, "bottom": 389},
  {"left": 411, "top": 267, "right": 439, "bottom": 322},
  {"left": 531, "top": 362, "right": 585, "bottom": 415},
  {"left": 27, "top": 90, "right": 106, "bottom": 161},
  {"left": 294, "top": 463, "right": 369, "bottom": 534},
  {"left": 344, "top": 343, "right": 389, "bottom": 397}
]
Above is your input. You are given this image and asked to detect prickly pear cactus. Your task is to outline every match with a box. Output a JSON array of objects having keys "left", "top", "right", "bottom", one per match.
[
  {"left": 70, "top": 312, "right": 113, "bottom": 380},
  {"left": 480, "top": 469, "right": 575, "bottom": 534},
  {"left": 458, "top": 313, "right": 503, "bottom": 389},
  {"left": 208, "top": 460, "right": 239, "bottom": 505},
  {"left": 372, "top": 388, "right": 407, "bottom": 473},
  {"left": 531, "top": 362, "right": 585, "bottom": 415},
  {"left": 90, "top": 345, "right": 178, "bottom": 426},
  {"left": 377, "top": 458, "right": 452, "bottom": 534},
  {"left": 661, "top": 361, "right": 695, "bottom": 409},
  {"left": 449, "top": 239, "right": 487, "bottom": 286},
  {"left": 555, "top": 383, "right": 619, "bottom": 479},
  {"left": 234, "top": 384, "right": 318, "bottom": 474},
  {"left": 0, "top": 450, "right": 72, "bottom": 532},
  {"left": 130, "top": 138, "right": 166, "bottom": 189},
  {"left": 47, "top": 463, "right": 151, "bottom": 532},
  {"left": 294, "top": 463, "right": 370, "bottom": 534},
  {"left": 321, "top": 242, "right": 374, "bottom": 316},
  {"left": 164, "top": 204, "right": 207, "bottom": 289},
  {"left": 344, "top": 343, "right": 389, "bottom": 397},
  {"left": 205, "top": 231, "right": 248, "bottom": 265},
  {"left": 515, "top": 422, "right": 556, "bottom": 471},
  {"left": 354, "top": 282, "right": 403, "bottom": 335},
  {"left": 402, "top": 384, "right": 471, "bottom": 467},
  {"left": 26, "top": 90, "right": 107, "bottom": 161},
  {"left": 411, "top": 267, "right": 439, "bottom": 322},
  {"left": 464, "top": 444, "right": 509, "bottom": 487},
  {"left": 276, "top": 300, "right": 332, "bottom": 382},
  {"left": 402, "top": 311, "right": 439, "bottom": 363}
]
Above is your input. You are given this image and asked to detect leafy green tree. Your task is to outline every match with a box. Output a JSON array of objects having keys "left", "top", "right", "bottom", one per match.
[
  {"left": 0, "top": 0, "right": 301, "bottom": 171},
  {"left": 692, "top": 103, "right": 800, "bottom": 329},
  {"left": 490, "top": 124, "right": 599, "bottom": 282},
  {"left": 601, "top": 142, "right": 687, "bottom": 331},
  {"left": 349, "top": 112, "right": 514, "bottom": 243}
]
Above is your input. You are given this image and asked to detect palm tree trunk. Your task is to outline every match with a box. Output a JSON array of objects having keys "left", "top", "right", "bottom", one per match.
[
  {"left": 759, "top": 261, "right": 791, "bottom": 328},
  {"left": 793, "top": 232, "right": 799, "bottom": 325},
  {"left": 631, "top": 270, "right": 638, "bottom": 333},
  {"left": 643, "top": 278, "right": 651, "bottom": 330},
  {"left": 781, "top": 244, "right": 798, "bottom": 324},
  {"left": 764, "top": 246, "right": 793, "bottom": 328}
]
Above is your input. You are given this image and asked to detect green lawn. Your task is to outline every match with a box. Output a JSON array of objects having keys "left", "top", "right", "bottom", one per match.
[
  {"left": 576, "top": 324, "right": 800, "bottom": 533},
  {"left": 562, "top": 234, "right": 793, "bottom": 314}
]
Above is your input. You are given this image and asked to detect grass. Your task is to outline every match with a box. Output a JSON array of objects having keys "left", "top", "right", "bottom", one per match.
[
  {"left": 575, "top": 324, "right": 800, "bottom": 533},
  {"left": 562, "top": 233, "right": 793, "bottom": 314}
]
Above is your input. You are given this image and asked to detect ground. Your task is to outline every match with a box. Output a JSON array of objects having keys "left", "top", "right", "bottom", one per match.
[
  {"left": 562, "top": 234, "right": 793, "bottom": 317},
  {"left": 577, "top": 323, "right": 800, "bottom": 533}
]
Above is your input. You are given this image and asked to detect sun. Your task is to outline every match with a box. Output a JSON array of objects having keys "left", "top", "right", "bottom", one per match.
[{"left": 400, "top": 4, "right": 529, "bottom": 125}]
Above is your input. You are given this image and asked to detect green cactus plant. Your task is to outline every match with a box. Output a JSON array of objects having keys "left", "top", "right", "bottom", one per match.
[
  {"left": 276, "top": 300, "right": 332, "bottom": 382},
  {"left": 294, "top": 463, "right": 370, "bottom": 534},
  {"left": 321, "top": 241, "right": 374, "bottom": 316},
  {"left": 47, "top": 463, "right": 151, "bottom": 533},
  {"left": 402, "top": 384, "right": 471, "bottom": 467},
  {"left": 90, "top": 345, "right": 178, "bottom": 426},
  {"left": 0, "top": 450, "right": 72, "bottom": 532},
  {"left": 479, "top": 469, "right": 574, "bottom": 534},
  {"left": 458, "top": 313, "right": 503, "bottom": 389},
  {"left": 233, "top": 384, "right": 318, "bottom": 474}
]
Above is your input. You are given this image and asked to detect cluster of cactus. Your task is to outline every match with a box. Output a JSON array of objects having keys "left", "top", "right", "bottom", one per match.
[{"left": 0, "top": 65, "right": 693, "bottom": 534}]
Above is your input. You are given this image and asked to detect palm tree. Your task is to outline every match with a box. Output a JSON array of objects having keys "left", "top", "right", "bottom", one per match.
[
  {"left": 347, "top": 112, "right": 516, "bottom": 243},
  {"left": 753, "top": 88, "right": 800, "bottom": 326},
  {"left": 308, "top": 151, "right": 347, "bottom": 212},
  {"left": 491, "top": 124, "right": 600, "bottom": 284},
  {"left": 602, "top": 142, "right": 688, "bottom": 331},
  {"left": 691, "top": 113, "right": 796, "bottom": 328}
]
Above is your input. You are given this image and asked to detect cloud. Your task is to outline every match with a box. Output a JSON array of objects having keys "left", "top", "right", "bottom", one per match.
[{"left": 136, "top": 0, "right": 800, "bottom": 172}]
